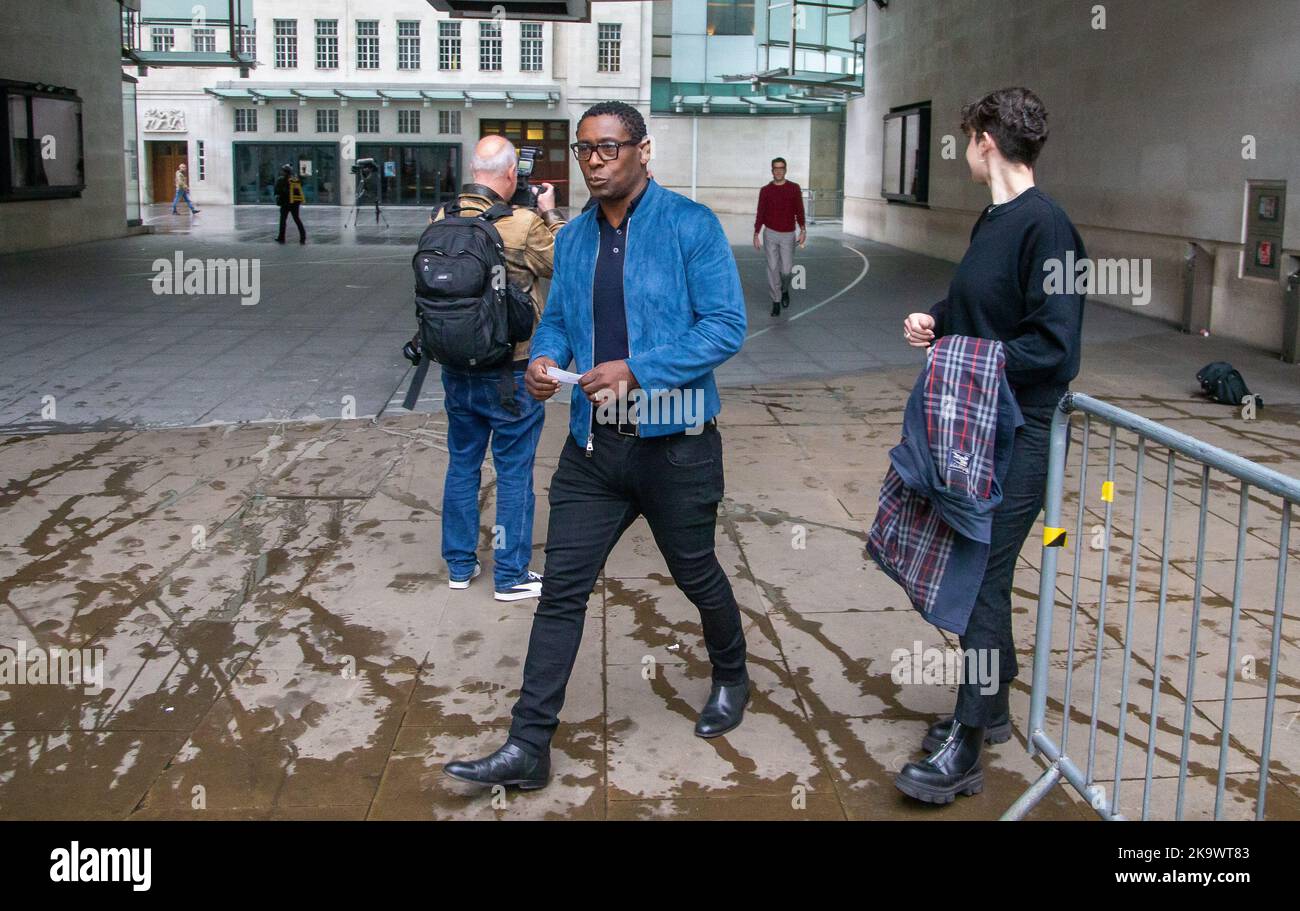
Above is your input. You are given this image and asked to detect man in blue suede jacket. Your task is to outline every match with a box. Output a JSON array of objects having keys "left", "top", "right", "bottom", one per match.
[{"left": 444, "top": 101, "right": 750, "bottom": 790}]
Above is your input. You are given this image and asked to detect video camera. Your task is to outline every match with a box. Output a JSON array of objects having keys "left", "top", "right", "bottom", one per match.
[
  {"left": 511, "top": 147, "right": 542, "bottom": 208},
  {"left": 350, "top": 157, "right": 378, "bottom": 176}
]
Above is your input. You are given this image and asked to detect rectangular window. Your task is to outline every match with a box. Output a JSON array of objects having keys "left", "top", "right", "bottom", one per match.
[
  {"left": 438, "top": 109, "right": 461, "bottom": 135},
  {"left": 357, "top": 109, "right": 379, "bottom": 133},
  {"left": 151, "top": 27, "right": 174, "bottom": 53},
  {"left": 237, "top": 24, "right": 256, "bottom": 58},
  {"left": 597, "top": 23, "right": 621, "bottom": 72},
  {"left": 192, "top": 27, "right": 216, "bottom": 53},
  {"left": 315, "top": 19, "right": 338, "bottom": 69},
  {"left": 356, "top": 20, "right": 379, "bottom": 69},
  {"left": 316, "top": 108, "right": 339, "bottom": 133},
  {"left": 275, "top": 108, "right": 298, "bottom": 133},
  {"left": 881, "top": 102, "right": 930, "bottom": 205},
  {"left": 398, "top": 20, "right": 420, "bottom": 69},
  {"left": 520, "top": 22, "right": 543, "bottom": 71},
  {"left": 1, "top": 84, "right": 85, "bottom": 199},
  {"left": 479, "top": 20, "right": 502, "bottom": 71},
  {"left": 234, "top": 107, "right": 257, "bottom": 132},
  {"left": 197, "top": 139, "right": 206, "bottom": 179},
  {"left": 438, "top": 21, "right": 461, "bottom": 71},
  {"left": 398, "top": 109, "right": 421, "bottom": 134},
  {"left": 274, "top": 19, "right": 297, "bottom": 68},
  {"left": 707, "top": 0, "right": 755, "bottom": 36}
]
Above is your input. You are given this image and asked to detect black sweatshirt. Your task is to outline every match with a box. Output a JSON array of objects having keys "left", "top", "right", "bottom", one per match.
[{"left": 929, "top": 186, "right": 1087, "bottom": 408}]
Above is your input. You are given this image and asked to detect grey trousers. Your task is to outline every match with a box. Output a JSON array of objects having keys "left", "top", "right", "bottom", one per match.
[{"left": 762, "top": 228, "right": 795, "bottom": 303}]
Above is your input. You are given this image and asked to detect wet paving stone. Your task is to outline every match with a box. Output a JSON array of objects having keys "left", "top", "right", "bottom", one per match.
[{"left": 2, "top": 298, "right": 1299, "bottom": 820}]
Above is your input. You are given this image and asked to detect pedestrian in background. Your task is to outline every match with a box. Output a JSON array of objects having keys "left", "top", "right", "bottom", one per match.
[
  {"left": 274, "top": 164, "right": 306, "bottom": 244},
  {"left": 753, "top": 157, "right": 805, "bottom": 317},
  {"left": 171, "top": 162, "right": 199, "bottom": 215}
]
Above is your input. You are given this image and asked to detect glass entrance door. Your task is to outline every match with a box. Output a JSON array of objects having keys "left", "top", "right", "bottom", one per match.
[
  {"left": 233, "top": 143, "right": 339, "bottom": 204},
  {"left": 356, "top": 143, "right": 460, "bottom": 208}
]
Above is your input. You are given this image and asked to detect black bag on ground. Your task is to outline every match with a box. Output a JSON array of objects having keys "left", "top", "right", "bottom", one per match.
[
  {"left": 1196, "top": 361, "right": 1261, "bottom": 408},
  {"left": 411, "top": 201, "right": 534, "bottom": 371}
]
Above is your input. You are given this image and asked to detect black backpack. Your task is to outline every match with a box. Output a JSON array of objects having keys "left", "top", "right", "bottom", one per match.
[
  {"left": 412, "top": 202, "right": 535, "bottom": 372},
  {"left": 1196, "top": 361, "right": 1261, "bottom": 409}
]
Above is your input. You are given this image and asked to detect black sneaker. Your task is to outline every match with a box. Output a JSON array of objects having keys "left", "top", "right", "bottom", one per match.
[{"left": 495, "top": 571, "right": 543, "bottom": 602}]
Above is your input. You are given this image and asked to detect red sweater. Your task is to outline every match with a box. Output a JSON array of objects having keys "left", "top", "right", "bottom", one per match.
[{"left": 755, "top": 180, "right": 805, "bottom": 233}]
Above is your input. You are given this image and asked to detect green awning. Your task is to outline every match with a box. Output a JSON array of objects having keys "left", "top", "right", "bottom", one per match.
[
  {"left": 132, "top": 51, "right": 255, "bottom": 67},
  {"left": 421, "top": 90, "right": 467, "bottom": 101},
  {"left": 379, "top": 90, "right": 425, "bottom": 101},
  {"left": 465, "top": 91, "right": 509, "bottom": 102},
  {"left": 336, "top": 90, "right": 382, "bottom": 101},
  {"left": 249, "top": 89, "right": 297, "bottom": 100},
  {"left": 506, "top": 91, "right": 553, "bottom": 102},
  {"left": 291, "top": 89, "right": 339, "bottom": 100},
  {"left": 205, "top": 88, "right": 254, "bottom": 100}
]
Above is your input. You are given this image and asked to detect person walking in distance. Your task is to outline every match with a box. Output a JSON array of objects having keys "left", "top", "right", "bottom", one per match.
[
  {"left": 274, "top": 164, "right": 306, "bottom": 244},
  {"left": 171, "top": 162, "right": 199, "bottom": 215},
  {"left": 753, "top": 157, "right": 805, "bottom": 317},
  {"left": 434, "top": 135, "right": 567, "bottom": 602},
  {"left": 443, "top": 101, "right": 750, "bottom": 791}
]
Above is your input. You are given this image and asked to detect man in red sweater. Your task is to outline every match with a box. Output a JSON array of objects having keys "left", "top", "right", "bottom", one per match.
[{"left": 753, "top": 157, "right": 807, "bottom": 317}]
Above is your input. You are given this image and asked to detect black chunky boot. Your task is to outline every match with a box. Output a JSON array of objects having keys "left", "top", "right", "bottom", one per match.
[{"left": 895, "top": 720, "right": 985, "bottom": 804}]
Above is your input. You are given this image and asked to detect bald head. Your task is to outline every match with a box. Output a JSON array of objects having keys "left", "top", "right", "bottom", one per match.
[{"left": 472, "top": 135, "right": 518, "bottom": 201}]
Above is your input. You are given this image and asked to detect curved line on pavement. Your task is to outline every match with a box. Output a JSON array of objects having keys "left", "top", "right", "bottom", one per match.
[{"left": 745, "top": 241, "right": 870, "bottom": 342}]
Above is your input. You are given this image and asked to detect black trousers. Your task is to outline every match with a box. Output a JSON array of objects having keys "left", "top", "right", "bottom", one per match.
[
  {"left": 507, "top": 422, "right": 748, "bottom": 756},
  {"left": 277, "top": 203, "right": 305, "bottom": 242},
  {"left": 954, "top": 403, "right": 1057, "bottom": 727}
]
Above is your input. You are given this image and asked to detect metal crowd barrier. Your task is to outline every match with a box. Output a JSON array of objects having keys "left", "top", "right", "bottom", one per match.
[
  {"left": 1003, "top": 392, "right": 1298, "bottom": 820},
  {"left": 804, "top": 189, "right": 844, "bottom": 224}
]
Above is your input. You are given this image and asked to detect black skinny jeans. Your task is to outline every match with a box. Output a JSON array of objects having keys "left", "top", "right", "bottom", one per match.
[
  {"left": 954, "top": 402, "right": 1057, "bottom": 727},
  {"left": 277, "top": 203, "right": 305, "bottom": 242},
  {"left": 507, "top": 422, "right": 748, "bottom": 756}
]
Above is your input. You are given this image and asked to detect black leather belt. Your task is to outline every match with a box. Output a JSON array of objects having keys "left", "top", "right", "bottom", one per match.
[
  {"left": 593, "top": 417, "right": 717, "bottom": 439},
  {"left": 593, "top": 415, "right": 638, "bottom": 436}
]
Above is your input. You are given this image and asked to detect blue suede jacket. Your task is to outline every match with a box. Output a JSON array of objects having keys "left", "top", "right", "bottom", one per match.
[{"left": 528, "top": 179, "right": 747, "bottom": 447}]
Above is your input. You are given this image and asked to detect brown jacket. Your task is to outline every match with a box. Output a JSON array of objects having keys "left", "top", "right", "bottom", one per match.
[{"left": 434, "top": 184, "right": 566, "bottom": 361}]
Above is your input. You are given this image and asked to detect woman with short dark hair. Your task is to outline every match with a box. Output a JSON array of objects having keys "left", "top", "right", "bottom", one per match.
[{"left": 896, "top": 87, "right": 1088, "bottom": 804}]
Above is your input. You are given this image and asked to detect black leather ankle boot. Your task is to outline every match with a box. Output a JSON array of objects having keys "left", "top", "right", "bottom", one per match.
[
  {"left": 895, "top": 720, "right": 985, "bottom": 804},
  {"left": 922, "top": 708, "right": 1012, "bottom": 753},
  {"left": 444, "top": 742, "right": 550, "bottom": 790}
]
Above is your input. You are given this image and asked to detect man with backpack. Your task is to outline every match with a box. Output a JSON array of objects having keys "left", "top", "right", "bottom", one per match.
[
  {"left": 417, "top": 134, "right": 566, "bottom": 602},
  {"left": 274, "top": 164, "right": 306, "bottom": 244}
]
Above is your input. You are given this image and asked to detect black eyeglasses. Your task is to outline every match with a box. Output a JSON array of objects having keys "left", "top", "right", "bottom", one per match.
[{"left": 570, "top": 139, "right": 642, "bottom": 161}]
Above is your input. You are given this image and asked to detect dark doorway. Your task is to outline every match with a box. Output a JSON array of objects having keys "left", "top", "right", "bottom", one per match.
[{"left": 233, "top": 142, "right": 340, "bottom": 205}]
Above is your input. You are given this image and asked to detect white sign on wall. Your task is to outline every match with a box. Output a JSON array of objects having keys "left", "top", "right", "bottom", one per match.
[{"left": 143, "top": 108, "right": 187, "bottom": 132}]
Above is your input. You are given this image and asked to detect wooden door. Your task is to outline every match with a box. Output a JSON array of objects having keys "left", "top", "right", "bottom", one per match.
[{"left": 149, "top": 141, "right": 188, "bottom": 203}]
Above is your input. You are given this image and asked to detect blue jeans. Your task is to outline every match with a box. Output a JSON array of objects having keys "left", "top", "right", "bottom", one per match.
[
  {"left": 171, "top": 187, "right": 196, "bottom": 213},
  {"left": 441, "top": 367, "right": 544, "bottom": 590}
]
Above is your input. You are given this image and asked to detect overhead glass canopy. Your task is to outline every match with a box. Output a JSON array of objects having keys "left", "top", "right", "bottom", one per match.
[{"left": 754, "top": 0, "right": 864, "bottom": 90}]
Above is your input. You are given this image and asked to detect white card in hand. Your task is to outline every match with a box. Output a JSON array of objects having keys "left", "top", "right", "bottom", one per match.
[{"left": 546, "top": 366, "right": 583, "bottom": 384}]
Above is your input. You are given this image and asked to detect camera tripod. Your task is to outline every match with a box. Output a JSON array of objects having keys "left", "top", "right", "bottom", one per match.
[{"left": 343, "top": 168, "right": 390, "bottom": 229}]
